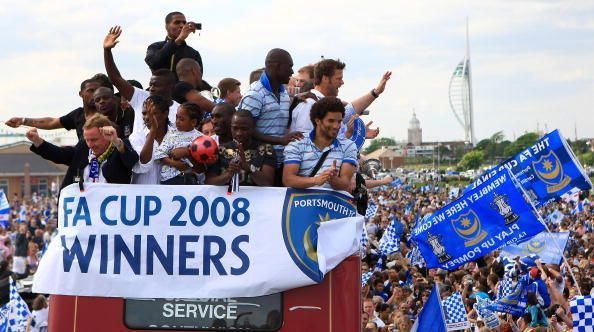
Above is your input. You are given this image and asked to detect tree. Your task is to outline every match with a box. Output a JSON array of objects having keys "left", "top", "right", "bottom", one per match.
[
  {"left": 503, "top": 132, "right": 539, "bottom": 157},
  {"left": 569, "top": 140, "right": 589, "bottom": 154},
  {"left": 363, "top": 137, "right": 397, "bottom": 155},
  {"left": 579, "top": 152, "right": 594, "bottom": 166},
  {"left": 458, "top": 150, "right": 484, "bottom": 171}
]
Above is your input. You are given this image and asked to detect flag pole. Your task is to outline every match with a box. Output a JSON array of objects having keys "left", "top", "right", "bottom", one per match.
[{"left": 508, "top": 171, "right": 582, "bottom": 296}]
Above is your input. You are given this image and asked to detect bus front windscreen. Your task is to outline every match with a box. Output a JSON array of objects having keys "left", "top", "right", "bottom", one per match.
[{"left": 124, "top": 294, "right": 282, "bottom": 331}]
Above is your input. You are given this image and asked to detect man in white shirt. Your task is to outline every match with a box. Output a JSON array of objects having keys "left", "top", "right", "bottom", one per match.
[
  {"left": 289, "top": 59, "right": 391, "bottom": 136},
  {"left": 103, "top": 26, "right": 179, "bottom": 140}
]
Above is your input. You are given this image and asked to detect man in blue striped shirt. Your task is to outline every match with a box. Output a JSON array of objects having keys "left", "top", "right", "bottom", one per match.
[
  {"left": 238, "top": 48, "right": 304, "bottom": 185},
  {"left": 283, "top": 97, "right": 358, "bottom": 191}
]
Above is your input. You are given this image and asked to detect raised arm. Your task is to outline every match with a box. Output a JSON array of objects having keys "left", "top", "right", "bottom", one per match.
[
  {"left": 5, "top": 117, "right": 62, "bottom": 130},
  {"left": 103, "top": 26, "right": 134, "bottom": 101},
  {"left": 350, "top": 71, "right": 392, "bottom": 114},
  {"left": 27, "top": 128, "right": 75, "bottom": 165}
]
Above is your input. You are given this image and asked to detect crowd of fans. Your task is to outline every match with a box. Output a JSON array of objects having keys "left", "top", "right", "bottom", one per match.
[{"left": 361, "top": 182, "right": 593, "bottom": 332}]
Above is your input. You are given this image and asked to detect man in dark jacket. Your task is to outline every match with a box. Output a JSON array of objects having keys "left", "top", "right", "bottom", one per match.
[
  {"left": 145, "top": 11, "right": 203, "bottom": 74},
  {"left": 27, "top": 113, "right": 138, "bottom": 191}
]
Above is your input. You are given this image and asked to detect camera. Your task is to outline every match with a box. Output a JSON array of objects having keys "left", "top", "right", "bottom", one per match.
[{"left": 188, "top": 22, "right": 202, "bottom": 30}]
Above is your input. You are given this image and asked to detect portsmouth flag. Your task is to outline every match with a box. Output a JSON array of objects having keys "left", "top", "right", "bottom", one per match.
[
  {"left": 570, "top": 295, "right": 594, "bottom": 332},
  {"left": 412, "top": 168, "right": 545, "bottom": 270},
  {"left": 468, "top": 129, "right": 592, "bottom": 207},
  {"left": 500, "top": 232, "right": 569, "bottom": 265},
  {"left": 547, "top": 210, "right": 564, "bottom": 224},
  {"left": 378, "top": 218, "right": 402, "bottom": 256},
  {"left": 0, "top": 278, "right": 31, "bottom": 332},
  {"left": 365, "top": 199, "right": 378, "bottom": 220},
  {"left": 350, "top": 117, "right": 366, "bottom": 151},
  {"left": 411, "top": 283, "right": 447, "bottom": 332},
  {"left": 0, "top": 191, "right": 9, "bottom": 229},
  {"left": 443, "top": 292, "right": 470, "bottom": 331},
  {"left": 487, "top": 273, "right": 530, "bottom": 316}
]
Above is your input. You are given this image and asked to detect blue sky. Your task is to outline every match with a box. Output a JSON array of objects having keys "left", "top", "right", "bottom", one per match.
[{"left": 1, "top": 0, "right": 593, "bottom": 143}]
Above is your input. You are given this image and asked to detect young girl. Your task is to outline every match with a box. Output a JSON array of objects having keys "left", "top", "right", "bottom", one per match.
[{"left": 154, "top": 103, "right": 202, "bottom": 185}]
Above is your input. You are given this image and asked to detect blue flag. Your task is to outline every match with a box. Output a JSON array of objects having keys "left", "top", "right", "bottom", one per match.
[
  {"left": 572, "top": 201, "right": 584, "bottom": 215},
  {"left": 390, "top": 178, "right": 403, "bottom": 187},
  {"left": 500, "top": 232, "right": 569, "bottom": 265},
  {"left": 378, "top": 218, "right": 403, "bottom": 256},
  {"left": 487, "top": 273, "right": 531, "bottom": 316},
  {"left": 0, "top": 278, "right": 31, "bottom": 331},
  {"left": 547, "top": 210, "right": 564, "bottom": 224},
  {"left": 350, "top": 117, "right": 366, "bottom": 151},
  {"left": 467, "top": 129, "right": 592, "bottom": 207},
  {"left": 411, "top": 283, "right": 447, "bottom": 332},
  {"left": 0, "top": 191, "right": 8, "bottom": 229},
  {"left": 412, "top": 169, "right": 545, "bottom": 270}
]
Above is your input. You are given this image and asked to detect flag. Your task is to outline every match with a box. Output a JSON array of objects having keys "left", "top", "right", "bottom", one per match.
[
  {"left": 407, "top": 243, "right": 426, "bottom": 268},
  {"left": 547, "top": 210, "right": 564, "bottom": 224},
  {"left": 572, "top": 201, "right": 584, "bottom": 215},
  {"left": 0, "top": 191, "right": 9, "bottom": 229},
  {"left": 17, "top": 206, "right": 26, "bottom": 223},
  {"left": 361, "top": 271, "right": 373, "bottom": 287},
  {"left": 474, "top": 297, "right": 501, "bottom": 329},
  {"left": 500, "top": 256, "right": 519, "bottom": 279},
  {"left": 390, "top": 178, "right": 403, "bottom": 187},
  {"left": 487, "top": 273, "right": 530, "bottom": 316},
  {"left": 365, "top": 199, "right": 378, "bottom": 220},
  {"left": 412, "top": 169, "right": 545, "bottom": 270},
  {"left": 500, "top": 232, "right": 569, "bottom": 265},
  {"left": 467, "top": 129, "right": 592, "bottom": 207},
  {"left": 570, "top": 295, "right": 594, "bottom": 332},
  {"left": 0, "top": 278, "right": 31, "bottom": 332},
  {"left": 497, "top": 278, "right": 514, "bottom": 300},
  {"left": 562, "top": 188, "right": 580, "bottom": 204},
  {"left": 360, "top": 226, "right": 369, "bottom": 257},
  {"left": 442, "top": 292, "right": 470, "bottom": 331},
  {"left": 378, "top": 218, "right": 401, "bottom": 256},
  {"left": 411, "top": 283, "right": 447, "bottom": 332}
]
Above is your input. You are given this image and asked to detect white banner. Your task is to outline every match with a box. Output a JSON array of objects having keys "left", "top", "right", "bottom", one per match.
[{"left": 33, "top": 184, "right": 362, "bottom": 298}]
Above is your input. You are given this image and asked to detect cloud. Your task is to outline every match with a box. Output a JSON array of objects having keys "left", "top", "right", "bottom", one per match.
[{"left": 1, "top": 0, "right": 593, "bottom": 144}]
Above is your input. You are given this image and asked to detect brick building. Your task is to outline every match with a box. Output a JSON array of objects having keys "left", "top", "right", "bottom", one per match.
[{"left": 0, "top": 142, "right": 66, "bottom": 199}]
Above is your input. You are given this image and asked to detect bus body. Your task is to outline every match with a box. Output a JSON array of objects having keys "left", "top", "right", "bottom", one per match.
[{"left": 47, "top": 256, "right": 360, "bottom": 332}]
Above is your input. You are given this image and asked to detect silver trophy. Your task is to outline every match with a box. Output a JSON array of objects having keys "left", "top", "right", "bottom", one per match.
[
  {"left": 428, "top": 232, "right": 451, "bottom": 263},
  {"left": 490, "top": 192, "right": 519, "bottom": 225},
  {"left": 360, "top": 158, "right": 382, "bottom": 179}
]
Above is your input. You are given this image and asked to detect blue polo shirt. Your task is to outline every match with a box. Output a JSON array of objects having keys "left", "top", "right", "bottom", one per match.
[
  {"left": 238, "top": 73, "right": 290, "bottom": 166},
  {"left": 284, "top": 130, "right": 358, "bottom": 178}
]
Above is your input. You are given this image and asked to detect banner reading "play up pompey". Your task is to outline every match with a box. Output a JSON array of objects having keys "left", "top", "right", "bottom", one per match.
[
  {"left": 468, "top": 129, "right": 592, "bottom": 207},
  {"left": 412, "top": 169, "right": 545, "bottom": 270},
  {"left": 33, "top": 184, "right": 362, "bottom": 298}
]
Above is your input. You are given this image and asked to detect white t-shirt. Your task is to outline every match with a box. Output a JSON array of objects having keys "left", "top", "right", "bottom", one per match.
[
  {"left": 128, "top": 87, "right": 179, "bottom": 184},
  {"left": 129, "top": 87, "right": 179, "bottom": 136},
  {"left": 29, "top": 307, "right": 49, "bottom": 332},
  {"left": 289, "top": 89, "right": 356, "bottom": 136}
]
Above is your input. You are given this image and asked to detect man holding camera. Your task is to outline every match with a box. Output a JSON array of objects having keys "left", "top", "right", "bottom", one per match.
[{"left": 145, "top": 11, "right": 203, "bottom": 75}]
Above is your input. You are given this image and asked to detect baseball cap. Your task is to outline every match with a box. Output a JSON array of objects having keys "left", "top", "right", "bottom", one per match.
[{"left": 529, "top": 267, "right": 540, "bottom": 279}]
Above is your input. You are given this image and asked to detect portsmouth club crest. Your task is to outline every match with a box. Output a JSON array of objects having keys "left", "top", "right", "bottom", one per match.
[
  {"left": 525, "top": 239, "right": 546, "bottom": 255},
  {"left": 281, "top": 188, "right": 357, "bottom": 282},
  {"left": 490, "top": 192, "right": 519, "bottom": 225},
  {"left": 451, "top": 210, "right": 488, "bottom": 247},
  {"left": 427, "top": 232, "right": 451, "bottom": 263},
  {"left": 532, "top": 151, "right": 571, "bottom": 194}
]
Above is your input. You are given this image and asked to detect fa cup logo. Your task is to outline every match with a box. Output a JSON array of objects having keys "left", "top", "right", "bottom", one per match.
[
  {"left": 428, "top": 232, "right": 451, "bottom": 263},
  {"left": 491, "top": 192, "right": 519, "bottom": 225}
]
